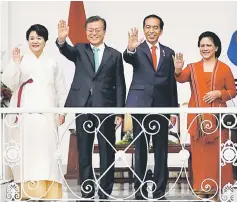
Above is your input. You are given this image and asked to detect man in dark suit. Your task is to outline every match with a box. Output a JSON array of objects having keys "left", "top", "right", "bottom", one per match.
[
  {"left": 56, "top": 16, "right": 126, "bottom": 200},
  {"left": 123, "top": 14, "right": 178, "bottom": 200}
]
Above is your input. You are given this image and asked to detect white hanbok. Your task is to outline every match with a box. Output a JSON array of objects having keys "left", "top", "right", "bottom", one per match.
[{"left": 2, "top": 51, "right": 67, "bottom": 186}]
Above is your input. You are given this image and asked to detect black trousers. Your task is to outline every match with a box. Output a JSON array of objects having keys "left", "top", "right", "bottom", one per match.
[
  {"left": 75, "top": 95, "right": 116, "bottom": 197},
  {"left": 132, "top": 100, "right": 170, "bottom": 198}
]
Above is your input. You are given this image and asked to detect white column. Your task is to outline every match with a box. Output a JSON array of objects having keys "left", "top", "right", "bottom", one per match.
[{"left": 0, "top": 1, "right": 9, "bottom": 183}]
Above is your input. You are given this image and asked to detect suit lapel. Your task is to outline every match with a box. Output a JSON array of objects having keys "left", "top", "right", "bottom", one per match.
[
  {"left": 95, "top": 45, "right": 112, "bottom": 75},
  {"left": 84, "top": 44, "right": 95, "bottom": 73},
  {"left": 140, "top": 42, "right": 153, "bottom": 68},
  {"left": 157, "top": 44, "right": 165, "bottom": 71}
]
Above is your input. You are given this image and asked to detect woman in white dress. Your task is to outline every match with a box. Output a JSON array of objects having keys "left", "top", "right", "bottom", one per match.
[{"left": 2, "top": 24, "right": 67, "bottom": 200}]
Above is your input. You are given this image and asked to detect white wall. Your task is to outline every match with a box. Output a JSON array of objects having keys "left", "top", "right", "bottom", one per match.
[{"left": 3, "top": 1, "right": 237, "bottom": 168}]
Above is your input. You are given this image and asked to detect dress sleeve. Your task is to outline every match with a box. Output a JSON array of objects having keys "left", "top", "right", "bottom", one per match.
[
  {"left": 175, "top": 65, "right": 191, "bottom": 83},
  {"left": 2, "top": 60, "right": 21, "bottom": 91},
  {"left": 54, "top": 62, "right": 68, "bottom": 109},
  {"left": 219, "top": 66, "right": 236, "bottom": 102}
]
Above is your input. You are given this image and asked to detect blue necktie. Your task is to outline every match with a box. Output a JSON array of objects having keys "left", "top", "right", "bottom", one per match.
[{"left": 93, "top": 47, "right": 99, "bottom": 72}]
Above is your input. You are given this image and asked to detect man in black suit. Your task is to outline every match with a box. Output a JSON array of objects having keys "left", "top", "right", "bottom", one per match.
[
  {"left": 56, "top": 16, "right": 126, "bottom": 200},
  {"left": 123, "top": 14, "right": 178, "bottom": 200}
]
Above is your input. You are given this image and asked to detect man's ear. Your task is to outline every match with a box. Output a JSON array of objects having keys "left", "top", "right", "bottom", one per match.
[{"left": 160, "top": 29, "right": 163, "bottom": 36}]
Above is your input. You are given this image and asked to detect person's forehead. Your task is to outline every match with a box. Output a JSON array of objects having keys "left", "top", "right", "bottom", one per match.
[
  {"left": 200, "top": 37, "right": 214, "bottom": 43},
  {"left": 87, "top": 20, "right": 103, "bottom": 27}
]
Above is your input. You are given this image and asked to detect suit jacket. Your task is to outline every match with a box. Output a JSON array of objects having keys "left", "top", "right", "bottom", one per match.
[
  {"left": 123, "top": 41, "right": 178, "bottom": 107},
  {"left": 56, "top": 41, "right": 126, "bottom": 107}
]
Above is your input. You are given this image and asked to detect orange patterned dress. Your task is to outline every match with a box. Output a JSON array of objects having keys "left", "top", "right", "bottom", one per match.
[{"left": 175, "top": 60, "right": 235, "bottom": 194}]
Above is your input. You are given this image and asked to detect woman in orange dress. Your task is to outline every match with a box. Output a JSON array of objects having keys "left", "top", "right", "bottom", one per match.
[{"left": 174, "top": 31, "right": 236, "bottom": 201}]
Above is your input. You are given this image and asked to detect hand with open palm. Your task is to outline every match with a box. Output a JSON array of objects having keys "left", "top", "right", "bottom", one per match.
[
  {"left": 172, "top": 53, "right": 185, "bottom": 75},
  {"left": 58, "top": 20, "right": 69, "bottom": 43},
  {"left": 127, "top": 28, "right": 144, "bottom": 52},
  {"left": 12, "top": 47, "right": 23, "bottom": 64}
]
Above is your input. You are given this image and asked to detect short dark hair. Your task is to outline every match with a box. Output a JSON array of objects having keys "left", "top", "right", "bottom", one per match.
[
  {"left": 143, "top": 14, "right": 164, "bottom": 30},
  {"left": 85, "top": 16, "right": 107, "bottom": 31},
  {"left": 198, "top": 31, "right": 222, "bottom": 58},
  {"left": 26, "top": 24, "right": 48, "bottom": 42}
]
